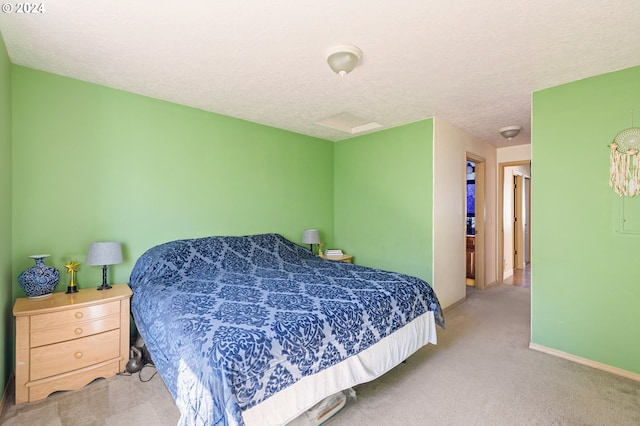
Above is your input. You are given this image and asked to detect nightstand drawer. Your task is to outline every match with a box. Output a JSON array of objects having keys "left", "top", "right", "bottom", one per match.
[
  {"left": 30, "top": 329, "right": 121, "bottom": 380},
  {"left": 30, "top": 301, "right": 120, "bottom": 331},
  {"left": 30, "top": 315, "right": 121, "bottom": 348}
]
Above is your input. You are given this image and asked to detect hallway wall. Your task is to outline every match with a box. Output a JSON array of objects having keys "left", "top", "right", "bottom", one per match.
[{"left": 434, "top": 118, "right": 497, "bottom": 306}]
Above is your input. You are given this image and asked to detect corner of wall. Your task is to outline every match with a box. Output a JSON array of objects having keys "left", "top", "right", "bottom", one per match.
[{"left": 0, "top": 28, "right": 14, "bottom": 420}]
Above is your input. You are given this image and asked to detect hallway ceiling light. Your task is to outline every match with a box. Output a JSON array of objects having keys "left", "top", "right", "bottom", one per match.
[
  {"left": 326, "top": 44, "right": 362, "bottom": 77},
  {"left": 499, "top": 126, "right": 522, "bottom": 140}
]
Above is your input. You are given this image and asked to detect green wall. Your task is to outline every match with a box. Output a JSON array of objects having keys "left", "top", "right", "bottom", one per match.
[
  {"left": 531, "top": 65, "right": 640, "bottom": 373},
  {"left": 334, "top": 120, "right": 434, "bottom": 283},
  {"left": 11, "top": 66, "right": 334, "bottom": 294},
  {"left": 0, "top": 31, "right": 12, "bottom": 401}
]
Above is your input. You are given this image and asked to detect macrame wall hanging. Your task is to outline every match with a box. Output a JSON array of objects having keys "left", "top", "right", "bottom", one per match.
[{"left": 609, "top": 112, "right": 640, "bottom": 196}]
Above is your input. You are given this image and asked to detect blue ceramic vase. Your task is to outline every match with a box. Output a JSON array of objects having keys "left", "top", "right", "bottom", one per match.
[{"left": 17, "top": 254, "right": 60, "bottom": 298}]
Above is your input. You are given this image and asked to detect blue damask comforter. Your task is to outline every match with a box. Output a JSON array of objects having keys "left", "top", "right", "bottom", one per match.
[{"left": 130, "top": 233, "right": 443, "bottom": 426}]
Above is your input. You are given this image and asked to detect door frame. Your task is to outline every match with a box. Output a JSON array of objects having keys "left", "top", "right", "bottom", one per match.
[{"left": 498, "top": 160, "right": 531, "bottom": 283}]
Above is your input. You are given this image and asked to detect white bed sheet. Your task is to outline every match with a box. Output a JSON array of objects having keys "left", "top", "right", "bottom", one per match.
[{"left": 242, "top": 311, "right": 437, "bottom": 426}]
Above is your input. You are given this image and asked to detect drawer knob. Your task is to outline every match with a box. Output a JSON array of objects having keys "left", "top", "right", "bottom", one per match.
[
  {"left": 75, "top": 312, "right": 83, "bottom": 319},
  {"left": 74, "top": 328, "right": 83, "bottom": 335},
  {"left": 74, "top": 352, "right": 83, "bottom": 359}
]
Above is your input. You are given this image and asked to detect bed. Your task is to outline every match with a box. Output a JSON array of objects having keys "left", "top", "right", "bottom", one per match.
[{"left": 129, "top": 233, "right": 444, "bottom": 426}]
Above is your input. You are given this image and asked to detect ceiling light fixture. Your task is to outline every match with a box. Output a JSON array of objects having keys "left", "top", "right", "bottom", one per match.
[
  {"left": 326, "top": 44, "right": 362, "bottom": 77},
  {"left": 499, "top": 126, "right": 522, "bottom": 140}
]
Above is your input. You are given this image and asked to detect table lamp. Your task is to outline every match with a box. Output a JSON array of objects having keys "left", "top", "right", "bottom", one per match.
[
  {"left": 302, "top": 229, "right": 321, "bottom": 255},
  {"left": 86, "top": 242, "right": 122, "bottom": 290}
]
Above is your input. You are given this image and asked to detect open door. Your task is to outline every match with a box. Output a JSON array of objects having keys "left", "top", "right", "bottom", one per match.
[
  {"left": 514, "top": 174, "right": 524, "bottom": 269},
  {"left": 525, "top": 176, "right": 531, "bottom": 265}
]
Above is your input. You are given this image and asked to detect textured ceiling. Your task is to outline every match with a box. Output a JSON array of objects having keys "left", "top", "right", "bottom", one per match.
[{"left": 1, "top": 1, "right": 639, "bottom": 148}]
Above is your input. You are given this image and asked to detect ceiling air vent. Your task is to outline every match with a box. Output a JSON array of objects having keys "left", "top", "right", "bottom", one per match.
[{"left": 316, "top": 112, "right": 382, "bottom": 135}]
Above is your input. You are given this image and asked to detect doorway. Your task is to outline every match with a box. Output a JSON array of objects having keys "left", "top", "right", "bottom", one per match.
[
  {"left": 498, "top": 161, "right": 531, "bottom": 283},
  {"left": 466, "top": 160, "right": 476, "bottom": 286},
  {"left": 466, "top": 154, "right": 486, "bottom": 289}
]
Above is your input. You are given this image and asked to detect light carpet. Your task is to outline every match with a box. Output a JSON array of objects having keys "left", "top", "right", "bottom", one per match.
[{"left": 2, "top": 284, "right": 639, "bottom": 425}]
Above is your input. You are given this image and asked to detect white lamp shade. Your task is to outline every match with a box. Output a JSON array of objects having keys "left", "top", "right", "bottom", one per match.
[
  {"left": 301, "top": 229, "right": 320, "bottom": 244},
  {"left": 86, "top": 242, "right": 123, "bottom": 266}
]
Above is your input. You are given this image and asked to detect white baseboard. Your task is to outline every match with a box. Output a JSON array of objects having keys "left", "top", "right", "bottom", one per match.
[
  {"left": 484, "top": 280, "right": 499, "bottom": 289},
  {"left": 529, "top": 342, "right": 640, "bottom": 383},
  {"left": 443, "top": 296, "right": 466, "bottom": 312}
]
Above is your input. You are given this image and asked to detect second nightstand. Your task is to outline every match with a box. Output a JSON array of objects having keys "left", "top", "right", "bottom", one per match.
[{"left": 320, "top": 254, "right": 354, "bottom": 263}]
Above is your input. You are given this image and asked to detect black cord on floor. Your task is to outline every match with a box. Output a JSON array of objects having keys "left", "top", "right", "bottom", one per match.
[
  {"left": 116, "top": 363, "right": 157, "bottom": 382},
  {"left": 138, "top": 364, "right": 158, "bottom": 382}
]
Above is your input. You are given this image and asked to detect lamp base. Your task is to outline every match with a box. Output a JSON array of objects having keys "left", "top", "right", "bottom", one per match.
[
  {"left": 97, "top": 265, "right": 112, "bottom": 290},
  {"left": 65, "top": 285, "right": 79, "bottom": 294}
]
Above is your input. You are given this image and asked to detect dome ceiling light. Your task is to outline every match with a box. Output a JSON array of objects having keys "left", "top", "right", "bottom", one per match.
[
  {"left": 499, "top": 126, "right": 522, "bottom": 140},
  {"left": 326, "top": 44, "right": 362, "bottom": 77}
]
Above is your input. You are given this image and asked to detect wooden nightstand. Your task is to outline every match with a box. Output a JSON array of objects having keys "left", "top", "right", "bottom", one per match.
[
  {"left": 13, "top": 284, "right": 132, "bottom": 404},
  {"left": 320, "top": 254, "right": 354, "bottom": 263}
]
